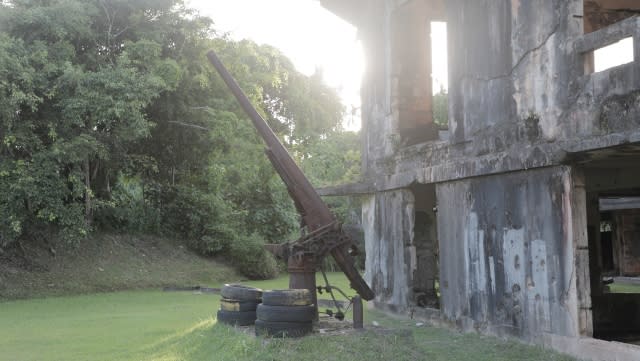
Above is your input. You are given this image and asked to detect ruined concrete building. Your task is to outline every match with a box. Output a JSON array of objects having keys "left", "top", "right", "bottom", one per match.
[{"left": 319, "top": 0, "right": 640, "bottom": 359}]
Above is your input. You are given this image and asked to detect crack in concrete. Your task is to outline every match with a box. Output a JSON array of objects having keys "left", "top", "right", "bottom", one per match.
[
  {"left": 563, "top": 266, "right": 575, "bottom": 300},
  {"left": 561, "top": 265, "right": 577, "bottom": 335},
  {"left": 461, "top": 21, "right": 561, "bottom": 83}
]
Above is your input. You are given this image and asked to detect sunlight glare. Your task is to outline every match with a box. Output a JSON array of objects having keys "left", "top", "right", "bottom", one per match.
[
  {"left": 187, "top": 0, "right": 364, "bottom": 131},
  {"left": 431, "top": 21, "right": 448, "bottom": 94}
]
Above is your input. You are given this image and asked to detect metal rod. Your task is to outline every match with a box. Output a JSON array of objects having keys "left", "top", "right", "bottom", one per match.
[
  {"left": 321, "top": 267, "right": 343, "bottom": 315},
  {"left": 353, "top": 295, "right": 363, "bottom": 329}
]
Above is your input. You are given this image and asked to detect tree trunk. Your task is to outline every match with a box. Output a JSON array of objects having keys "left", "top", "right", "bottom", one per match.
[{"left": 85, "top": 157, "right": 92, "bottom": 225}]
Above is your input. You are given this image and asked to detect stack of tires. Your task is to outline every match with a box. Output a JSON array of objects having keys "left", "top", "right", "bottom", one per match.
[
  {"left": 217, "top": 284, "right": 262, "bottom": 326},
  {"left": 255, "top": 289, "right": 315, "bottom": 338}
]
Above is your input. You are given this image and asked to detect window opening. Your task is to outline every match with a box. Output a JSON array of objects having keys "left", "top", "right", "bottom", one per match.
[
  {"left": 392, "top": 0, "right": 447, "bottom": 145},
  {"left": 583, "top": 1, "right": 638, "bottom": 74},
  {"left": 431, "top": 21, "right": 449, "bottom": 137},
  {"left": 593, "top": 37, "right": 634, "bottom": 73},
  {"left": 582, "top": 157, "right": 640, "bottom": 344}
]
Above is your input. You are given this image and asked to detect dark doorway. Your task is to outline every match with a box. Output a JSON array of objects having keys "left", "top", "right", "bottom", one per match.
[
  {"left": 410, "top": 183, "right": 440, "bottom": 308},
  {"left": 577, "top": 144, "right": 640, "bottom": 344}
]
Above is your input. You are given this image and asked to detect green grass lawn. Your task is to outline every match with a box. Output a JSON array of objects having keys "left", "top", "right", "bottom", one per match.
[
  {"left": 0, "top": 273, "right": 574, "bottom": 361},
  {"left": 608, "top": 282, "right": 640, "bottom": 293},
  {"left": 249, "top": 271, "right": 355, "bottom": 300}
]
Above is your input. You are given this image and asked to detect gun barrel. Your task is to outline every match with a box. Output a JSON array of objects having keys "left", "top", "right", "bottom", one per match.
[
  {"left": 206, "top": 50, "right": 334, "bottom": 230},
  {"left": 207, "top": 49, "right": 374, "bottom": 301}
]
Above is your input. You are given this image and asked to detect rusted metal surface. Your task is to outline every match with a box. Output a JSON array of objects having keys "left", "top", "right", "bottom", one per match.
[
  {"left": 353, "top": 295, "right": 363, "bottom": 329},
  {"left": 206, "top": 50, "right": 374, "bottom": 302},
  {"left": 288, "top": 254, "right": 318, "bottom": 320}
]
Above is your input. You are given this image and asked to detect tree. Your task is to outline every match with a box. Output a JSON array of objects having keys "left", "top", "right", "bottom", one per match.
[
  {"left": 0, "top": 0, "right": 181, "bottom": 247},
  {"left": 0, "top": 0, "right": 350, "bottom": 280},
  {"left": 433, "top": 87, "right": 448, "bottom": 128}
]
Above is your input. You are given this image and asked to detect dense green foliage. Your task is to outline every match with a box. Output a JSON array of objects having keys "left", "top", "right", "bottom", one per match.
[
  {"left": 433, "top": 87, "right": 448, "bottom": 127},
  {"left": 0, "top": 0, "right": 360, "bottom": 279}
]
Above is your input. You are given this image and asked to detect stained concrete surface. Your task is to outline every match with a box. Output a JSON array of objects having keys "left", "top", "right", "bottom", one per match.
[{"left": 319, "top": 0, "right": 640, "bottom": 359}]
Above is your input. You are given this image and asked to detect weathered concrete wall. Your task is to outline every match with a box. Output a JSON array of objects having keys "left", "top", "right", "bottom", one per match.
[
  {"left": 319, "top": 0, "right": 640, "bottom": 357},
  {"left": 340, "top": 0, "right": 640, "bottom": 194},
  {"left": 362, "top": 190, "right": 414, "bottom": 308},
  {"left": 436, "top": 166, "right": 579, "bottom": 340},
  {"left": 447, "top": 0, "right": 515, "bottom": 143},
  {"left": 584, "top": 0, "right": 640, "bottom": 33},
  {"left": 358, "top": 0, "right": 394, "bottom": 178}
]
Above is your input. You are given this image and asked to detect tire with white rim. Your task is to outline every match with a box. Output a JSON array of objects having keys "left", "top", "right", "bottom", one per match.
[
  {"left": 220, "top": 298, "right": 260, "bottom": 312},
  {"left": 261, "top": 289, "right": 312, "bottom": 306}
]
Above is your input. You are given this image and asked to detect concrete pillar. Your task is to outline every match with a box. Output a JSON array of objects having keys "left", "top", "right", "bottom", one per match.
[{"left": 571, "top": 168, "right": 593, "bottom": 336}]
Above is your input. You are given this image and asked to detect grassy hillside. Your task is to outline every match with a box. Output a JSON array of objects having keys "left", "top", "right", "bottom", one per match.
[{"left": 0, "top": 234, "right": 239, "bottom": 300}]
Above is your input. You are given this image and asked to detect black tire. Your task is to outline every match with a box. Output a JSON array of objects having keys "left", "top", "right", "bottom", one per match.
[
  {"left": 262, "top": 289, "right": 312, "bottom": 306},
  {"left": 221, "top": 284, "right": 262, "bottom": 301},
  {"left": 257, "top": 304, "right": 316, "bottom": 322},
  {"left": 220, "top": 298, "right": 260, "bottom": 312},
  {"left": 254, "top": 319, "right": 313, "bottom": 338},
  {"left": 216, "top": 309, "right": 256, "bottom": 326}
]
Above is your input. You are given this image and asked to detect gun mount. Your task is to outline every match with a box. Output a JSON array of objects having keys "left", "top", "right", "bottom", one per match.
[{"left": 206, "top": 50, "right": 375, "bottom": 309}]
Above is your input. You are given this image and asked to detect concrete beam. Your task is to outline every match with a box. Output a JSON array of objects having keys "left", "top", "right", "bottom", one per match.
[
  {"left": 600, "top": 197, "right": 640, "bottom": 211},
  {"left": 576, "top": 15, "right": 639, "bottom": 53},
  {"left": 319, "top": 0, "right": 369, "bottom": 25},
  {"left": 316, "top": 182, "right": 376, "bottom": 196}
]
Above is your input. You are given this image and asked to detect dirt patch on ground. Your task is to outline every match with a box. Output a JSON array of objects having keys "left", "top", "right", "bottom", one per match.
[{"left": 0, "top": 233, "right": 239, "bottom": 301}]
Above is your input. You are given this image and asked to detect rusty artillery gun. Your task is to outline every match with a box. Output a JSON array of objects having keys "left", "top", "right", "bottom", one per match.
[{"left": 206, "top": 50, "right": 375, "bottom": 318}]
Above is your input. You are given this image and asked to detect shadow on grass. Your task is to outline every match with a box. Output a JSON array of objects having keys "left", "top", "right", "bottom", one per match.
[
  {"left": 141, "top": 314, "right": 576, "bottom": 361},
  {"left": 143, "top": 320, "right": 419, "bottom": 361}
]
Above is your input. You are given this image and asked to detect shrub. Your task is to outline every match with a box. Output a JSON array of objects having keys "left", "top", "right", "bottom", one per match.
[
  {"left": 228, "top": 233, "right": 279, "bottom": 280},
  {"left": 93, "top": 175, "right": 161, "bottom": 234},
  {"left": 0, "top": 154, "right": 89, "bottom": 248},
  {"left": 159, "top": 185, "right": 238, "bottom": 255}
]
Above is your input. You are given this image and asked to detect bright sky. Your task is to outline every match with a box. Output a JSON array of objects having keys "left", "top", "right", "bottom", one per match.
[
  {"left": 431, "top": 22, "right": 448, "bottom": 92},
  {"left": 594, "top": 37, "right": 635, "bottom": 72},
  {"left": 188, "top": 0, "right": 365, "bottom": 130}
]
